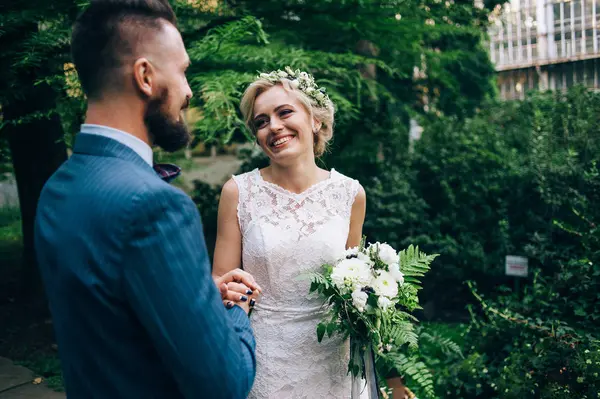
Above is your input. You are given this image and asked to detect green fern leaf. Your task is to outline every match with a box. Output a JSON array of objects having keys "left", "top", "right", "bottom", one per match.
[{"left": 383, "top": 353, "right": 436, "bottom": 398}]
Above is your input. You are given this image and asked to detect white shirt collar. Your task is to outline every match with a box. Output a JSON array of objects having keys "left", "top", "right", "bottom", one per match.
[{"left": 80, "top": 124, "right": 153, "bottom": 166}]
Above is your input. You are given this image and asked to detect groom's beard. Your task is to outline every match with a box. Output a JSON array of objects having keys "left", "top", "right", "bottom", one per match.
[{"left": 144, "top": 89, "right": 191, "bottom": 153}]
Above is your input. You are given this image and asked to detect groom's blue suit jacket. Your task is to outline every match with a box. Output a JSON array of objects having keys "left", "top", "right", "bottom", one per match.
[{"left": 34, "top": 133, "right": 255, "bottom": 398}]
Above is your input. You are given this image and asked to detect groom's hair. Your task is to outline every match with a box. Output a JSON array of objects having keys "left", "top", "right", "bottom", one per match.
[{"left": 71, "top": 0, "right": 177, "bottom": 100}]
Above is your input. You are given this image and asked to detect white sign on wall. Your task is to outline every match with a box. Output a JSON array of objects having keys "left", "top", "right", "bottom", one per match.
[{"left": 505, "top": 255, "right": 529, "bottom": 277}]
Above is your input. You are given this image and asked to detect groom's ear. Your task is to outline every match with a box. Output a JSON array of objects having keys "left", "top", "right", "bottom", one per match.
[{"left": 133, "top": 58, "right": 155, "bottom": 97}]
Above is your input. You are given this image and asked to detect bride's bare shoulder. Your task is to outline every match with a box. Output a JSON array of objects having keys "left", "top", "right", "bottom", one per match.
[{"left": 220, "top": 178, "right": 239, "bottom": 201}]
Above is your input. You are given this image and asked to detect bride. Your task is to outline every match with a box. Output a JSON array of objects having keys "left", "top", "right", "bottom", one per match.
[{"left": 212, "top": 68, "right": 366, "bottom": 398}]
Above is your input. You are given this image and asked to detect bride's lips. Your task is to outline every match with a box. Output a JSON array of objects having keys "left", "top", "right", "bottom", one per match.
[{"left": 269, "top": 134, "right": 296, "bottom": 149}]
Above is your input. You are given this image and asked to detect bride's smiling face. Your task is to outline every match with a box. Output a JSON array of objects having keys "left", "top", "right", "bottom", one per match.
[{"left": 252, "top": 85, "right": 320, "bottom": 164}]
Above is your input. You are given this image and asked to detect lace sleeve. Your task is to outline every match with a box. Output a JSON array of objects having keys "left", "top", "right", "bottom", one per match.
[
  {"left": 231, "top": 172, "right": 254, "bottom": 234},
  {"left": 336, "top": 174, "right": 361, "bottom": 221},
  {"left": 349, "top": 178, "right": 361, "bottom": 207}
]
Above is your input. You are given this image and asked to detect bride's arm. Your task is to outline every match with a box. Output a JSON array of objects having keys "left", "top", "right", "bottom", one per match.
[
  {"left": 346, "top": 184, "right": 367, "bottom": 248},
  {"left": 212, "top": 178, "right": 243, "bottom": 278}
]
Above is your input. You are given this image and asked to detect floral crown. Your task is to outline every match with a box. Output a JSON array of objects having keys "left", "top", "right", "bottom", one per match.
[{"left": 258, "top": 67, "right": 332, "bottom": 110}]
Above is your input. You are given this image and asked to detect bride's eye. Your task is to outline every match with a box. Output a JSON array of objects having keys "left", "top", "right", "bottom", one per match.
[
  {"left": 254, "top": 118, "right": 268, "bottom": 129},
  {"left": 279, "top": 109, "right": 292, "bottom": 117}
]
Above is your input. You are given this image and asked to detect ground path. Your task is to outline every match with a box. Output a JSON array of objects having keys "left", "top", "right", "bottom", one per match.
[{"left": 0, "top": 357, "right": 64, "bottom": 399}]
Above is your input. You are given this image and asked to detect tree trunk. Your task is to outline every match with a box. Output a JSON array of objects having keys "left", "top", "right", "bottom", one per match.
[{"left": 4, "top": 81, "right": 68, "bottom": 302}]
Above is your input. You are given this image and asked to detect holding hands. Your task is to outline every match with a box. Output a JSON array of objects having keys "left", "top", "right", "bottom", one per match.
[{"left": 214, "top": 269, "right": 261, "bottom": 314}]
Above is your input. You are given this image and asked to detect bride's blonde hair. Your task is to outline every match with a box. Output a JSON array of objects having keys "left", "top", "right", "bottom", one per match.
[{"left": 240, "top": 69, "right": 335, "bottom": 157}]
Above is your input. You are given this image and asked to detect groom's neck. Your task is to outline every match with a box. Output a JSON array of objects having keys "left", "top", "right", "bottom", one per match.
[{"left": 85, "top": 96, "right": 151, "bottom": 147}]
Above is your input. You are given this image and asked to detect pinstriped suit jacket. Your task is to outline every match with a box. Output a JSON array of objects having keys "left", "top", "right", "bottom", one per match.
[{"left": 34, "top": 133, "right": 255, "bottom": 398}]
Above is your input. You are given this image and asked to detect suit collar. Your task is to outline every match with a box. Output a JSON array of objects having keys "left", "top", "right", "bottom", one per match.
[
  {"left": 80, "top": 124, "right": 153, "bottom": 166},
  {"left": 73, "top": 132, "right": 154, "bottom": 173}
]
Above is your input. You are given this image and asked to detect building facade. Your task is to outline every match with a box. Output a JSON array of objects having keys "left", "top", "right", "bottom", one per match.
[{"left": 489, "top": 0, "right": 600, "bottom": 99}]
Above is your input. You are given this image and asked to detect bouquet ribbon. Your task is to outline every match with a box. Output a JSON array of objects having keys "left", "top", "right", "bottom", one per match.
[{"left": 350, "top": 339, "right": 380, "bottom": 399}]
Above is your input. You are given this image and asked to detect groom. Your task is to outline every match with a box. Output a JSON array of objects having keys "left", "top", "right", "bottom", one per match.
[{"left": 34, "top": 0, "right": 257, "bottom": 398}]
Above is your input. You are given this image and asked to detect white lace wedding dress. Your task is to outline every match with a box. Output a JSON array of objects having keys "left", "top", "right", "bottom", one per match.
[{"left": 232, "top": 168, "right": 361, "bottom": 399}]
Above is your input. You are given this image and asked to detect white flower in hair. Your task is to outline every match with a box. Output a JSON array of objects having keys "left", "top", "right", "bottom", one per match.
[{"left": 257, "top": 66, "right": 332, "bottom": 110}]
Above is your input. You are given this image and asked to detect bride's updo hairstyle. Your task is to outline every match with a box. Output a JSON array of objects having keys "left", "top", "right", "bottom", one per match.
[{"left": 240, "top": 67, "right": 335, "bottom": 157}]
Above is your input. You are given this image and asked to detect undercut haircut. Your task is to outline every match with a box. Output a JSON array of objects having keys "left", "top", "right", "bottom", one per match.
[{"left": 71, "top": 0, "right": 177, "bottom": 99}]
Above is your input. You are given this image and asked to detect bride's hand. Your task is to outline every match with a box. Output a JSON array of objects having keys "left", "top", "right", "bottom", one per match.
[
  {"left": 221, "top": 280, "right": 260, "bottom": 315},
  {"left": 223, "top": 292, "right": 258, "bottom": 314},
  {"left": 222, "top": 286, "right": 259, "bottom": 315},
  {"left": 213, "top": 269, "right": 261, "bottom": 314}
]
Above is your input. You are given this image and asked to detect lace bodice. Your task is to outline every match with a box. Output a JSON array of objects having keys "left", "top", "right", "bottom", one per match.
[{"left": 232, "top": 168, "right": 360, "bottom": 399}]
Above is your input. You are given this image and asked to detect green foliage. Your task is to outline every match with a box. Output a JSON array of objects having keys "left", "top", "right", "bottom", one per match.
[
  {"left": 0, "top": 1, "right": 85, "bottom": 140},
  {"left": 381, "top": 320, "right": 419, "bottom": 350},
  {"left": 415, "top": 133, "right": 600, "bottom": 397},
  {"left": 0, "top": 205, "right": 22, "bottom": 243},
  {"left": 418, "top": 323, "right": 494, "bottom": 397},
  {"left": 190, "top": 180, "right": 221, "bottom": 263},
  {"left": 181, "top": 0, "right": 500, "bottom": 160},
  {"left": 363, "top": 87, "right": 600, "bottom": 315},
  {"left": 418, "top": 326, "right": 463, "bottom": 360},
  {"left": 379, "top": 352, "right": 436, "bottom": 398},
  {"left": 398, "top": 245, "right": 437, "bottom": 288},
  {"left": 341, "top": 87, "right": 600, "bottom": 398},
  {"left": 17, "top": 354, "right": 64, "bottom": 392},
  {"left": 457, "top": 280, "right": 600, "bottom": 399},
  {"left": 0, "top": 138, "right": 13, "bottom": 177}
]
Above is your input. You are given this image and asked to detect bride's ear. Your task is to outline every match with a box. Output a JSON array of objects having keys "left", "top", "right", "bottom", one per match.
[{"left": 312, "top": 119, "right": 323, "bottom": 133}]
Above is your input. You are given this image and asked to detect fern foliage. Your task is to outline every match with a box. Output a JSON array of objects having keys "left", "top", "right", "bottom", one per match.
[
  {"left": 380, "top": 352, "right": 437, "bottom": 399},
  {"left": 399, "top": 245, "right": 439, "bottom": 288}
]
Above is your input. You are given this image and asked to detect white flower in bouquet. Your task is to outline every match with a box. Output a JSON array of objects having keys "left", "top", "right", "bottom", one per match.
[
  {"left": 357, "top": 251, "right": 374, "bottom": 265},
  {"left": 388, "top": 263, "right": 405, "bottom": 285},
  {"left": 377, "top": 296, "right": 394, "bottom": 310},
  {"left": 341, "top": 247, "right": 359, "bottom": 259},
  {"left": 372, "top": 270, "right": 398, "bottom": 298},
  {"left": 351, "top": 289, "right": 368, "bottom": 312},
  {"left": 330, "top": 258, "right": 373, "bottom": 292},
  {"left": 369, "top": 242, "right": 398, "bottom": 266}
]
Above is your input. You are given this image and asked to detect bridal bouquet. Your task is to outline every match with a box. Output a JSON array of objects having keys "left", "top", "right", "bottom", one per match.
[{"left": 309, "top": 239, "right": 437, "bottom": 398}]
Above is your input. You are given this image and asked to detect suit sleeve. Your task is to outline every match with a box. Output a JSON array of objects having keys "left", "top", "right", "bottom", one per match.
[{"left": 122, "top": 186, "right": 255, "bottom": 399}]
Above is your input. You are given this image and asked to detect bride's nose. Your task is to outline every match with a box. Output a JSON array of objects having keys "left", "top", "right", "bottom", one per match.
[{"left": 269, "top": 117, "right": 284, "bottom": 132}]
